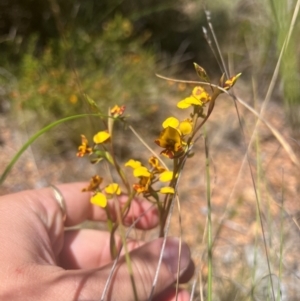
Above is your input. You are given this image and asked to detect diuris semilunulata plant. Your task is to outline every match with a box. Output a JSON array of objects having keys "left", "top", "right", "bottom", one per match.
[{"left": 76, "top": 63, "right": 241, "bottom": 258}]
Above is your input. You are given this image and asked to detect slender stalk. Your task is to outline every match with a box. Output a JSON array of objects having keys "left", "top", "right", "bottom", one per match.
[
  {"left": 120, "top": 227, "right": 139, "bottom": 301},
  {"left": 159, "top": 150, "right": 191, "bottom": 237},
  {"left": 277, "top": 170, "right": 285, "bottom": 301},
  {"left": 109, "top": 134, "right": 131, "bottom": 193},
  {"left": 204, "top": 132, "right": 212, "bottom": 301}
]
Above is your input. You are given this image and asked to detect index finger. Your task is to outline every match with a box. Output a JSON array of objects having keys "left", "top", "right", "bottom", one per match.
[{"left": 49, "top": 182, "right": 159, "bottom": 229}]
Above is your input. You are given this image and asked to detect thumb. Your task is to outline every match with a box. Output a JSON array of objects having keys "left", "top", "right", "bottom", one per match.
[{"left": 60, "top": 237, "right": 193, "bottom": 301}]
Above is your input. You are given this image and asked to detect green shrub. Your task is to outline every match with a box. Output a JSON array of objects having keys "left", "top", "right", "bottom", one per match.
[{"left": 7, "top": 15, "right": 167, "bottom": 153}]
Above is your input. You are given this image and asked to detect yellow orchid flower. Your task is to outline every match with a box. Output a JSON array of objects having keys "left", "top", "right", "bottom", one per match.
[
  {"left": 133, "top": 176, "right": 152, "bottom": 194},
  {"left": 177, "top": 86, "right": 211, "bottom": 109},
  {"left": 155, "top": 127, "right": 186, "bottom": 159},
  {"left": 77, "top": 135, "right": 93, "bottom": 157},
  {"left": 110, "top": 105, "right": 125, "bottom": 117},
  {"left": 82, "top": 175, "right": 103, "bottom": 192}
]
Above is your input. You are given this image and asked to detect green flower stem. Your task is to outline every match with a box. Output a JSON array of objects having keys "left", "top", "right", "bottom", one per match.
[
  {"left": 119, "top": 221, "right": 139, "bottom": 301},
  {"left": 109, "top": 191, "right": 136, "bottom": 259},
  {"left": 156, "top": 198, "right": 165, "bottom": 236},
  {"left": 110, "top": 151, "right": 131, "bottom": 194},
  {"left": 106, "top": 207, "right": 118, "bottom": 259},
  {"left": 159, "top": 156, "right": 184, "bottom": 237},
  {"left": 159, "top": 193, "right": 173, "bottom": 237},
  {"left": 204, "top": 131, "right": 213, "bottom": 301},
  {"left": 107, "top": 119, "right": 131, "bottom": 194},
  {"left": 107, "top": 192, "right": 139, "bottom": 300}
]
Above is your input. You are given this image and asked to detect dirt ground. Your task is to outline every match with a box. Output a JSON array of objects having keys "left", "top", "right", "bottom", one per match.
[{"left": 1, "top": 80, "right": 300, "bottom": 300}]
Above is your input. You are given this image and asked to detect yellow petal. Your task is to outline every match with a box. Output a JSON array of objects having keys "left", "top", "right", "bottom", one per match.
[
  {"left": 91, "top": 192, "right": 107, "bottom": 208},
  {"left": 125, "top": 159, "right": 142, "bottom": 169},
  {"left": 179, "top": 120, "right": 193, "bottom": 135},
  {"left": 177, "top": 99, "right": 191, "bottom": 109},
  {"left": 184, "top": 96, "right": 202, "bottom": 105},
  {"left": 93, "top": 131, "right": 111, "bottom": 144},
  {"left": 159, "top": 186, "right": 175, "bottom": 194},
  {"left": 162, "top": 117, "right": 179, "bottom": 129},
  {"left": 159, "top": 171, "right": 173, "bottom": 182},
  {"left": 105, "top": 183, "right": 121, "bottom": 195},
  {"left": 192, "top": 87, "right": 210, "bottom": 103},
  {"left": 192, "top": 86, "right": 204, "bottom": 99},
  {"left": 133, "top": 166, "right": 151, "bottom": 178}
]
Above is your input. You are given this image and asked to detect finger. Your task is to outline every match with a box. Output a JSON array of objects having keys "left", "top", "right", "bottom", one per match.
[
  {"left": 60, "top": 230, "right": 195, "bottom": 283},
  {"left": 53, "top": 182, "right": 159, "bottom": 228},
  {"left": 57, "top": 237, "right": 194, "bottom": 301},
  {"left": 154, "top": 288, "right": 191, "bottom": 301},
  {"left": 59, "top": 229, "right": 144, "bottom": 269},
  {"left": 9, "top": 238, "right": 193, "bottom": 300},
  {"left": 36, "top": 182, "right": 158, "bottom": 228},
  {"left": 1, "top": 183, "right": 158, "bottom": 257}
]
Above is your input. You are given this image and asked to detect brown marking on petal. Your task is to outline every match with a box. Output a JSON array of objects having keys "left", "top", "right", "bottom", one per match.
[
  {"left": 154, "top": 139, "right": 162, "bottom": 147},
  {"left": 161, "top": 149, "right": 174, "bottom": 159}
]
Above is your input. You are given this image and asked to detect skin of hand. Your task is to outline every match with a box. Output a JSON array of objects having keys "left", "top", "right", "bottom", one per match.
[{"left": 0, "top": 182, "right": 194, "bottom": 301}]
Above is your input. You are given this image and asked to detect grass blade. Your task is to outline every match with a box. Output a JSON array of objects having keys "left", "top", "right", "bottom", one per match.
[{"left": 0, "top": 113, "right": 102, "bottom": 185}]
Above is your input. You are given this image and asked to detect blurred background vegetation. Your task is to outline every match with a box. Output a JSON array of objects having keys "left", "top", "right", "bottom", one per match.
[{"left": 0, "top": 0, "right": 299, "bottom": 150}]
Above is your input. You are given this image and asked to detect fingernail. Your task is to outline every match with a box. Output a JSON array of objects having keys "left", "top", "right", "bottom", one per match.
[{"left": 162, "top": 237, "right": 190, "bottom": 276}]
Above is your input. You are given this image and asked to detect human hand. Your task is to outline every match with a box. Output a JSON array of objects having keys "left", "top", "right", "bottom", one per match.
[{"left": 0, "top": 182, "right": 194, "bottom": 301}]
